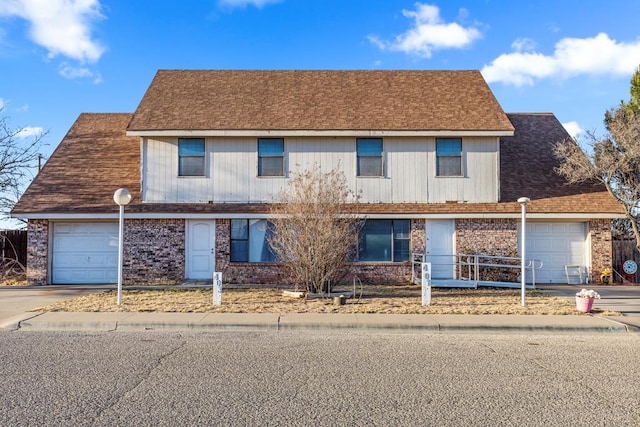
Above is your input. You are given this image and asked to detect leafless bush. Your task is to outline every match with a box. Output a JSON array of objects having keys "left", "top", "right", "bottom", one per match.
[
  {"left": 268, "top": 164, "right": 360, "bottom": 294},
  {"left": 0, "top": 234, "right": 26, "bottom": 284}
]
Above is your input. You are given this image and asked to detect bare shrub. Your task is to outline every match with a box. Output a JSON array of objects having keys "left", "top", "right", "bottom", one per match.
[{"left": 268, "top": 164, "right": 360, "bottom": 294}]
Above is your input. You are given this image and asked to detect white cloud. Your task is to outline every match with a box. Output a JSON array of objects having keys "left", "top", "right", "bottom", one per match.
[
  {"left": 218, "top": 0, "right": 280, "bottom": 8},
  {"left": 0, "top": 98, "right": 5, "bottom": 110},
  {"left": 511, "top": 37, "right": 536, "bottom": 52},
  {"left": 368, "top": 3, "right": 482, "bottom": 58},
  {"left": 16, "top": 126, "right": 43, "bottom": 138},
  {"left": 482, "top": 33, "right": 640, "bottom": 86},
  {"left": 562, "top": 121, "right": 584, "bottom": 139},
  {"left": 58, "top": 62, "right": 102, "bottom": 83},
  {"left": 0, "top": 0, "right": 105, "bottom": 63},
  {"left": 59, "top": 63, "right": 92, "bottom": 79}
]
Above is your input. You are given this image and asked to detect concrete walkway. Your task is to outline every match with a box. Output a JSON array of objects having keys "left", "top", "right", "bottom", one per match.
[{"left": 1, "top": 284, "right": 639, "bottom": 333}]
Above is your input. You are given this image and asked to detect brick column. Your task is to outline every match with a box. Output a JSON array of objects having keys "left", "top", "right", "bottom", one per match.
[
  {"left": 589, "top": 219, "right": 612, "bottom": 283},
  {"left": 26, "top": 219, "right": 48, "bottom": 286}
]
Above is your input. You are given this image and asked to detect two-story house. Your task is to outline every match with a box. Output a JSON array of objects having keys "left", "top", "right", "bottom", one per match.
[{"left": 12, "top": 70, "right": 623, "bottom": 286}]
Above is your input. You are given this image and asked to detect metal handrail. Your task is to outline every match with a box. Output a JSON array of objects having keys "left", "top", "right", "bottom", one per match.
[{"left": 412, "top": 252, "right": 543, "bottom": 287}]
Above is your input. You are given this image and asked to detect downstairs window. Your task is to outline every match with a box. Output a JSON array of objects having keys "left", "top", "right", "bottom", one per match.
[
  {"left": 358, "top": 219, "right": 410, "bottom": 262},
  {"left": 230, "top": 219, "right": 278, "bottom": 262}
]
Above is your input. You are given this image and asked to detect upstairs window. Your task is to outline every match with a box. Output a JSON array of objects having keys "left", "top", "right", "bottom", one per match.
[
  {"left": 357, "top": 138, "right": 383, "bottom": 177},
  {"left": 358, "top": 219, "right": 410, "bottom": 262},
  {"left": 178, "top": 138, "right": 205, "bottom": 176},
  {"left": 230, "top": 219, "right": 278, "bottom": 262},
  {"left": 436, "top": 138, "right": 462, "bottom": 177},
  {"left": 258, "top": 138, "right": 285, "bottom": 177}
]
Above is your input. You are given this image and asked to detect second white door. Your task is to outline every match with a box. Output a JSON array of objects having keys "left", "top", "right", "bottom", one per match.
[
  {"left": 186, "top": 220, "right": 216, "bottom": 279},
  {"left": 425, "top": 219, "right": 455, "bottom": 279}
]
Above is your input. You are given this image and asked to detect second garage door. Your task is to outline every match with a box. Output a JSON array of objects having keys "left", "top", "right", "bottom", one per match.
[
  {"left": 52, "top": 222, "right": 118, "bottom": 284},
  {"left": 522, "top": 222, "right": 587, "bottom": 284}
]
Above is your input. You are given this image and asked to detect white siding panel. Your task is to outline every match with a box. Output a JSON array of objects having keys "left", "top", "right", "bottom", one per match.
[
  {"left": 427, "top": 137, "right": 498, "bottom": 203},
  {"left": 142, "top": 136, "right": 499, "bottom": 204},
  {"left": 385, "top": 137, "right": 428, "bottom": 203},
  {"left": 214, "top": 138, "right": 254, "bottom": 202}
]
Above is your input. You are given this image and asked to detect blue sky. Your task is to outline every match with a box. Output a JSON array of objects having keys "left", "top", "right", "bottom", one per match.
[{"left": 1, "top": 0, "right": 640, "bottom": 174}]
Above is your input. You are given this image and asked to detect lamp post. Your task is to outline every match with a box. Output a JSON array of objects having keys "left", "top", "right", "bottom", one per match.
[
  {"left": 114, "top": 188, "right": 132, "bottom": 306},
  {"left": 517, "top": 197, "right": 530, "bottom": 306}
]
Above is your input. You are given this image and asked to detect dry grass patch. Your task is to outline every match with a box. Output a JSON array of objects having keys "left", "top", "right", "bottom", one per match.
[{"left": 34, "top": 285, "right": 618, "bottom": 315}]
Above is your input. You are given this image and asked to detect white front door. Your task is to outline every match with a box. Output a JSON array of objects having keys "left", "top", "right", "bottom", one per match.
[
  {"left": 186, "top": 220, "right": 215, "bottom": 279},
  {"left": 425, "top": 219, "right": 455, "bottom": 279}
]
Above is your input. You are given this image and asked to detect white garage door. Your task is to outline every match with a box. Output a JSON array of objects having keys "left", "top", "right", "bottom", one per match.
[
  {"left": 521, "top": 222, "right": 587, "bottom": 284},
  {"left": 52, "top": 222, "right": 118, "bottom": 284}
]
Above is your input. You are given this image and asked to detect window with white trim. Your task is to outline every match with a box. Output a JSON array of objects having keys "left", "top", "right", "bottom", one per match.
[
  {"left": 357, "top": 138, "right": 383, "bottom": 177},
  {"left": 436, "top": 138, "right": 462, "bottom": 176},
  {"left": 258, "top": 138, "right": 285, "bottom": 177},
  {"left": 178, "top": 138, "right": 205, "bottom": 176}
]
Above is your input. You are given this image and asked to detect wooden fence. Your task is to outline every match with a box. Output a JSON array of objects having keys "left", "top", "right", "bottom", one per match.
[
  {"left": 1, "top": 229, "right": 27, "bottom": 266},
  {"left": 612, "top": 240, "right": 639, "bottom": 283}
]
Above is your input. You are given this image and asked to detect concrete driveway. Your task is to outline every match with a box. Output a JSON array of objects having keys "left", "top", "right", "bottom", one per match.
[
  {"left": 538, "top": 284, "right": 640, "bottom": 316},
  {"left": 0, "top": 285, "right": 110, "bottom": 326}
]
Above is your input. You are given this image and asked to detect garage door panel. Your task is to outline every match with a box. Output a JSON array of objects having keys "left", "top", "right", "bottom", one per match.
[
  {"left": 52, "top": 222, "right": 118, "bottom": 284},
  {"left": 54, "top": 235, "right": 117, "bottom": 252},
  {"left": 530, "top": 223, "right": 551, "bottom": 233},
  {"left": 53, "top": 253, "right": 117, "bottom": 267},
  {"left": 523, "top": 222, "right": 586, "bottom": 284}
]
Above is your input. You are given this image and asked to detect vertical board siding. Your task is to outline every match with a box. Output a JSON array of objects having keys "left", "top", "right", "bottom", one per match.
[{"left": 142, "top": 136, "right": 499, "bottom": 203}]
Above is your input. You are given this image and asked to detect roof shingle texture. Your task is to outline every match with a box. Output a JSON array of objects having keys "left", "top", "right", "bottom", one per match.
[
  {"left": 128, "top": 70, "right": 515, "bottom": 132},
  {"left": 13, "top": 113, "right": 140, "bottom": 215},
  {"left": 12, "top": 112, "right": 622, "bottom": 216},
  {"left": 499, "top": 112, "right": 617, "bottom": 213}
]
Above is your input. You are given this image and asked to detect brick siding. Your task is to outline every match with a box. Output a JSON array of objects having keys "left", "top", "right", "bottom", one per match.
[
  {"left": 589, "top": 219, "right": 612, "bottom": 283},
  {"left": 25, "top": 217, "right": 613, "bottom": 286},
  {"left": 26, "top": 219, "right": 48, "bottom": 286},
  {"left": 123, "top": 219, "right": 185, "bottom": 285},
  {"left": 455, "top": 219, "right": 518, "bottom": 256}
]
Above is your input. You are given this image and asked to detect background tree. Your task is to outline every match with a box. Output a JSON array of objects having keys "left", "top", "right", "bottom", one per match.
[
  {"left": 268, "top": 164, "right": 360, "bottom": 294},
  {"left": 554, "top": 68, "right": 640, "bottom": 251},
  {"left": 0, "top": 110, "right": 46, "bottom": 223},
  {"left": 623, "top": 65, "right": 640, "bottom": 115}
]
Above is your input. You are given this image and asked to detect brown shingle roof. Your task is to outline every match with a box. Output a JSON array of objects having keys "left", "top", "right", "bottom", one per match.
[
  {"left": 12, "top": 111, "right": 622, "bottom": 216},
  {"left": 499, "top": 113, "right": 619, "bottom": 213},
  {"left": 127, "top": 70, "right": 515, "bottom": 132},
  {"left": 12, "top": 113, "right": 140, "bottom": 215}
]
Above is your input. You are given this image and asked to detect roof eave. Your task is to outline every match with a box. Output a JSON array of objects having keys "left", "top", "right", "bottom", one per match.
[{"left": 126, "top": 129, "right": 515, "bottom": 137}]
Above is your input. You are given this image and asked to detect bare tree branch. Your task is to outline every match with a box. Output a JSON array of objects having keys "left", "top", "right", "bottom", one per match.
[
  {"left": 0, "top": 109, "right": 47, "bottom": 221},
  {"left": 268, "top": 164, "right": 361, "bottom": 294},
  {"left": 554, "top": 107, "right": 640, "bottom": 251}
]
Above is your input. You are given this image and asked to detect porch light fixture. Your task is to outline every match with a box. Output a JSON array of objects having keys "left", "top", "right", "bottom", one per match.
[
  {"left": 518, "top": 197, "right": 531, "bottom": 306},
  {"left": 114, "top": 188, "right": 132, "bottom": 306}
]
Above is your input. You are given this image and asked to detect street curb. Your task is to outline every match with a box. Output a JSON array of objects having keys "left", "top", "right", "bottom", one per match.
[
  {"left": 7, "top": 312, "right": 633, "bottom": 334},
  {"left": 0, "top": 312, "right": 45, "bottom": 331}
]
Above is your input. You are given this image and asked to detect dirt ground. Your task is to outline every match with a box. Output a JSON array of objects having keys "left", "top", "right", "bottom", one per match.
[{"left": 34, "top": 285, "right": 618, "bottom": 315}]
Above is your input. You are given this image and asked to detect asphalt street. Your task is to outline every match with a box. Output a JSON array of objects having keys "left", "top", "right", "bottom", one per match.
[{"left": 1, "top": 330, "right": 638, "bottom": 426}]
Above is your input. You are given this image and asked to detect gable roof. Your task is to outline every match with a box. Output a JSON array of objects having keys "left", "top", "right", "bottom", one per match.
[
  {"left": 499, "top": 113, "right": 611, "bottom": 206},
  {"left": 127, "top": 70, "right": 515, "bottom": 134},
  {"left": 12, "top": 113, "right": 140, "bottom": 215},
  {"left": 12, "top": 111, "right": 622, "bottom": 217}
]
